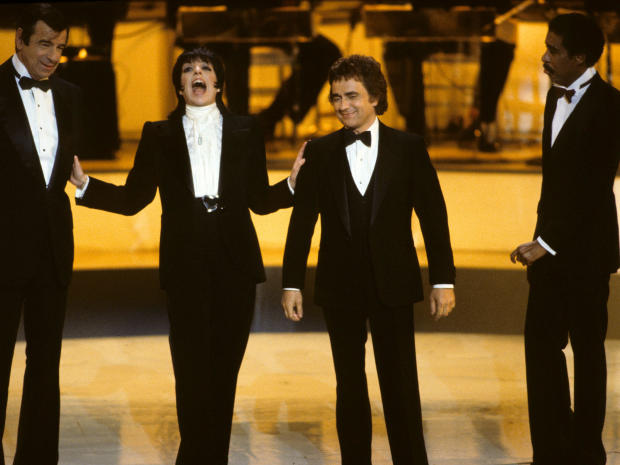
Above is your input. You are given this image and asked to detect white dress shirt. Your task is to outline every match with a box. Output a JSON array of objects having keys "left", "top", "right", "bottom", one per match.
[
  {"left": 550, "top": 66, "right": 596, "bottom": 147},
  {"left": 346, "top": 118, "right": 379, "bottom": 195},
  {"left": 183, "top": 103, "right": 223, "bottom": 198},
  {"left": 536, "top": 67, "right": 597, "bottom": 256},
  {"left": 13, "top": 54, "right": 58, "bottom": 187}
]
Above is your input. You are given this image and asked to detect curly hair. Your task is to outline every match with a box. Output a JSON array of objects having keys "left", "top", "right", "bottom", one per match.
[
  {"left": 328, "top": 55, "right": 388, "bottom": 115},
  {"left": 548, "top": 13, "right": 604, "bottom": 68},
  {"left": 169, "top": 47, "right": 227, "bottom": 119}
]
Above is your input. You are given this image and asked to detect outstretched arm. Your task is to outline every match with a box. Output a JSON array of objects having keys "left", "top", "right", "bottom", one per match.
[{"left": 74, "top": 122, "right": 159, "bottom": 216}]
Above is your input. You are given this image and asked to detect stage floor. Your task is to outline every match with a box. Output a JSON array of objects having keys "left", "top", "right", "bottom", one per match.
[{"left": 4, "top": 333, "right": 620, "bottom": 465}]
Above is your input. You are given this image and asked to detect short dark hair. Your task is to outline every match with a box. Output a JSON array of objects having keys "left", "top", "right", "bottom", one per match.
[
  {"left": 169, "top": 47, "right": 226, "bottom": 119},
  {"left": 16, "top": 3, "right": 68, "bottom": 45},
  {"left": 328, "top": 55, "right": 388, "bottom": 115},
  {"left": 548, "top": 13, "right": 605, "bottom": 67}
]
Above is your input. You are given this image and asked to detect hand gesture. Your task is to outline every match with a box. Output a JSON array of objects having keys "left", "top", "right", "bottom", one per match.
[
  {"left": 70, "top": 155, "right": 88, "bottom": 189},
  {"left": 288, "top": 141, "right": 308, "bottom": 191}
]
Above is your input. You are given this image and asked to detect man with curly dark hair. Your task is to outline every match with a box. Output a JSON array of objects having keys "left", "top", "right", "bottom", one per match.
[{"left": 282, "top": 54, "right": 456, "bottom": 464}]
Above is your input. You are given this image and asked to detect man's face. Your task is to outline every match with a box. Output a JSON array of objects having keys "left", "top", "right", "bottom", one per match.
[
  {"left": 330, "top": 78, "right": 377, "bottom": 133},
  {"left": 542, "top": 30, "right": 585, "bottom": 87},
  {"left": 179, "top": 59, "right": 219, "bottom": 107},
  {"left": 15, "top": 20, "right": 67, "bottom": 81}
]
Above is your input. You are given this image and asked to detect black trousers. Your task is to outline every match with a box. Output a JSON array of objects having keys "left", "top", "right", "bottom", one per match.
[
  {"left": 166, "top": 212, "right": 256, "bottom": 465},
  {"left": 525, "top": 274, "right": 609, "bottom": 465},
  {"left": 322, "top": 298, "right": 428, "bottom": 465},
  {"left": 0, "top": 254, "right": 67, "bottom": 465}
]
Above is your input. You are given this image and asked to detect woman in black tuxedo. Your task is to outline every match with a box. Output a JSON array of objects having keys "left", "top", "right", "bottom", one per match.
[{"left": 71, "top": 48, "right": 303, "bottom": 464}]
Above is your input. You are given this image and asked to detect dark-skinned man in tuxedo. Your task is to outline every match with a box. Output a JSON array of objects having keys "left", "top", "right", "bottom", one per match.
[{"left": 511, "top": 13, "right": 620, "bottom": 465}]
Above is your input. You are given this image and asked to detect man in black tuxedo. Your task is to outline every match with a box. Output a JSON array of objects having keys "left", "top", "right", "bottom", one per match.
[
  {"left": 511, "top": 13, "right": 620, "bottom": 465},
  {"left": 71, "top": 47, "right": 303, "bottom": 464},
  {"left": 0, "top": 4, "right": 82, "bottom": 464},
  {"left": 281, "top": 55, "right": 455, "bottom": 465}
]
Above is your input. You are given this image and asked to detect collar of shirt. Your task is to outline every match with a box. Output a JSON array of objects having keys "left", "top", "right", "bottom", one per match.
[
  {"left": 185, "top": 102, "right": 220, "bottom": 124},
  {"left": 345, "top": 117, "right": 379, "bottom": 151},
  {"left": 552, "top": 66, "right": 596, "bottom": 101},
  {"left": 12, "top": 54, "right": 31, "bottom": 80}
]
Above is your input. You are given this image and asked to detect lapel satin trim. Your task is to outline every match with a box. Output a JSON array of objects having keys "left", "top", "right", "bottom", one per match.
[
  {"left": 218, "top": 114, "right": 234, "bottom": 198},
  {"left": 0, "top": 62, "right": 45, "bottom": 186},
  {"left": 329, "top": 129, "right": 351, "bottom": 236},
  {"left": 170, "top": 116, "right": 195, "bottom": 195},
  {"left": 542, "top": 88, "right": 556, "bottom": 152},
  {"left": 47, "top": 80, "right": 68, "bottom": 191},
  {"left": 370, "top": 123, "right": 397, "bottom": 225}
]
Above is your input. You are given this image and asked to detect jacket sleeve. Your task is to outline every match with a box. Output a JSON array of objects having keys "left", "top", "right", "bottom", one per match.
[
  {"left": 282, "top": 142, "right": 319, "bottom": 290},
  {"left": 410, "top": 136, "right": 456, "bottom": 285},
  {"left": 247, "top": 119, "right": 293, "bottom": 215},
  {"left": 76, "top": 122, "right": 159, "bottom": 215}
]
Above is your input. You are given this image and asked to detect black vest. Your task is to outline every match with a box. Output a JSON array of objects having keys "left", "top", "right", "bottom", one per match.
[{"left": 345, "top": 162, "right": 378, "bottom": 300}]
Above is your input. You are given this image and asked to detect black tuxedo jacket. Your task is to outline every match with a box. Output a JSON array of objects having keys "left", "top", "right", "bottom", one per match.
[
  {"left": 529, "top": 73, "right": 620, "bottom": 282},
  {"left": 0, "top": 58, "right": 82, "bottom": 287},
  {"left": 283, "top": 122, "right": 455, "bottom": 307},
  {"left": 77, "top": 113, "right": 292, "bottom": 289}
]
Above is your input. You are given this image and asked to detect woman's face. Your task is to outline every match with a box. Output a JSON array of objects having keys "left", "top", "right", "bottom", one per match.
[{"left": 179, "top": 58, "right": 219, "bottom": 107}]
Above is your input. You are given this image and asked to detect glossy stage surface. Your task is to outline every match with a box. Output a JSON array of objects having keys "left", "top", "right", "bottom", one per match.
[{"left": 4, "top": 333, "right": 620, "bottom": 465}]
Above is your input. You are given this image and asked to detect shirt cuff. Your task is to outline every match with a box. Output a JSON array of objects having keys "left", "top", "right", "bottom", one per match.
[
  {"left": 283, "top": 288, "right": 300, "bottom": 291},
  {"left": 75, "top": 176, "right": 90, "bottom": 198},
  {"left": 287, "top": 177, "right": 295, "bottom": 195},
  {"left": 433, "top": 284, "right": 454, "bottom": 289},
  {"left": 536, "top": 236, "right": 556, "bottom": 256}
]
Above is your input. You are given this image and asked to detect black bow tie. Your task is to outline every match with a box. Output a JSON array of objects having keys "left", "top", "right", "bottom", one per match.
[
  {"left": 19, "top": 76, "right": 51, "bottom": 92},
  {"left": 550, "top": 86, "right": 575, "bottom": 103},
  {"left": 550, "top": 75, "right": 595, "bottom": 104},
  {"left": 343, "top": 130, "right": 371, "bottom": 147}
]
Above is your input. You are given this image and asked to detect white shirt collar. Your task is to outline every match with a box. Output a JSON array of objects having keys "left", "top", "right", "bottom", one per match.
[
  {"left": 554, "top": 67, "right": 596, "bottom": 91},
  {"left": 12, "top": 54, "right": 31, "bottom": 79},
  {"left": 346, "top": 117, "right": 379, "bottom": 144},
  {"left": 185, "top": 102, "right": 220, "bottom": 122},
  {"left": 368, "top": 117, "right": 379, "bottom": 143}
]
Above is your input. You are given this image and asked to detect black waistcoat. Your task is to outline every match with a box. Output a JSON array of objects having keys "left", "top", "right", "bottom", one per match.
[{"left": 344, "top": 161, "right": 378, "bottom": 300}]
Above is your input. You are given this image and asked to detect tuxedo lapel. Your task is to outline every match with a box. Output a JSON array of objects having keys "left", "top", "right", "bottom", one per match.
[
  {"left": 47, "top": 79, "right": 71, "bottom": 191},
  {"left": 542, "top": 89, "right": 556, "bottom": 152},
  {"left": 329, "top": 130, "right": 351, "bottom": 236},
  {"left": 371, "top": 123, "right": 398, "bottom": 225},
  {"left": 0, "top": 60, "right": 45, "bottom": 186},
  {"left": 169, "top": 116, "right": 195, "bottom": 195},
  {"left": 218, "top": 114, "right": 235, "bottom": 199}
]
